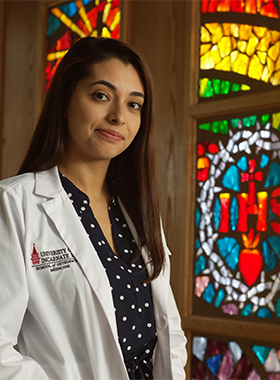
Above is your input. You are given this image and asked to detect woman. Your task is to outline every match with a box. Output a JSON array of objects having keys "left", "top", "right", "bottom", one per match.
[{"left": 0, "top": 37, "right": 186, "bottom": 379}]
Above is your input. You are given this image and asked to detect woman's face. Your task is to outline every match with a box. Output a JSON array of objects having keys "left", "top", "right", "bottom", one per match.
[{"left": 65, "top": 58, "right": 145, "bottom": 166}]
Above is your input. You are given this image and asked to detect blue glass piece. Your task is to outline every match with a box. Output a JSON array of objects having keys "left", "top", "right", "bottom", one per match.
[
  {"left": 276, "top": 298, "right": 280, "bottom": 317},
  {"left": 47, "top": 14, "right": 61, "bottom": 37},
  {"left": 222, "top": 166, "right": 240, "bottom": 191},
  {"left": 193, "top": 336, "right": 207, "bottom": 361},
  {"left": 196, "top": 208, "right": 201, "bottom": 228},
  {"left": 205, "top": 354, "right": 223, "bottom": 375},
  {"left": 225, "top": 243, "right": 240, "bottom": 270},
  {"left": 83, "top": 0, "right": 92, "bottom": 4},
  {"left": 213, "top": 198, "right": 220, "bottom": 231},
  {"left": 237, "top": 156, "right": 248, "bottom": 172},
  {"left": 267, "top": 236, "right": 280, "bottom": 259},
  {"left": 195, "top": 238, "right": 200, "bottom": 250},
  {"left": 264, "top": 162, "right": 280, "bottom": 188},
  {"left": 59, "top": 3, "right": 78, "bottom": 17},
  {"left": 230, "top": 196, "right": 238, "bottom": 231},
  {"left": 252, "top": 345, "right": 271, "bottom": 364},
  {"left": 214, "top": 289, "right": 225, "bottom": 307},
  {"left": 257, "top": 308, "right": 272, "bottom": 318},
  {"left": 269, "top": 208, "right": 276, "bottom": 220},
  {"left": 240, "top": 303, "right": 253, "bottom": 316},
  {"left": 217, "top": 237, "right": 238, "bottom": 259},
  {"left": 195, "top": 255, "right": 206, "bottom": 275},
  {"left": 202, "top": 282, "right": 215, "bottom": 304},
  {"left": 260, "top": 154, "right": 269, "bottom": 169},
  {"left": 262, "top": 240, "right": 278, "bottom": 271}
]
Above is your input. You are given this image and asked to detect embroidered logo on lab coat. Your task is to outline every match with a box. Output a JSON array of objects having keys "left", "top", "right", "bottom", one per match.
[{"left": 30, "top": 243, "right": 77, "bottom": 272}]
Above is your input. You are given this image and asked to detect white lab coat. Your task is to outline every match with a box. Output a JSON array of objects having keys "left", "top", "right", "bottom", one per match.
[{"left": 0, "top": 167, "right": 187, "bottom": 380}]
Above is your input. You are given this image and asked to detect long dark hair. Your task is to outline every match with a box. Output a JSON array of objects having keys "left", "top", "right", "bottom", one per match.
[{"left": 18, "top": 37, "right": 165, "bottom": 280}]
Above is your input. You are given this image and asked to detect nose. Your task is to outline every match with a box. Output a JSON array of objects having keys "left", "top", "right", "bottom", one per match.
[{"left": 107, "top": 101, "right": 125, "bottom": 125}]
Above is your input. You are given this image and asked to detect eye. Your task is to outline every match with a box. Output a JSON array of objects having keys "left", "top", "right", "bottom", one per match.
[
  {"left": 128, "top": 102, "right": 142, "bottom": 111},
  {"left": 93, "top": 92, "right": 108, "bottom": 101}
]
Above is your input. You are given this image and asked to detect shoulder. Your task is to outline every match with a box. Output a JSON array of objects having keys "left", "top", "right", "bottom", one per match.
[{"left": 0, "top": 172, "right": 35, "bottom": 193}]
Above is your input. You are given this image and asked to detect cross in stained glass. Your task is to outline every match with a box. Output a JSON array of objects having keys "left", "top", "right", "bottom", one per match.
[{"left": 240, "top": 159, "right": 263, "bottom": 215}]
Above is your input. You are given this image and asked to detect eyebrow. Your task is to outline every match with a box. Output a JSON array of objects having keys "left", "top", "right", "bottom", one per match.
[{"left": 90, "top": 80, "right": 145, "bottom": 99}]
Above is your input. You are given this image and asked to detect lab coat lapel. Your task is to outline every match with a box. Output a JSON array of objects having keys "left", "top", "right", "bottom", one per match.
[{"left": 34, "top": 168, "right": 120, "bottom": 340}]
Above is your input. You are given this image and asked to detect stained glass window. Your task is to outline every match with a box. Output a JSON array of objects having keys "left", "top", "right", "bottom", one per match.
[
  {"left": 195, "top": 111, "right": 280, "bottom": 320},
  {"left": 46, "top": 0, "right": 121, "bottom": 90},
  {"left": 200, "top": 0, "right": 280, "bottom": 99},
  {"left": 192, "top": 335, "right": 280, "bottom": 379}
]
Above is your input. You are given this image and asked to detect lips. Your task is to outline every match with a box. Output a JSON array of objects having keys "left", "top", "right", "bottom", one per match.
[{"left": 96, "top": 129, "right": 124, "bottom": 142}]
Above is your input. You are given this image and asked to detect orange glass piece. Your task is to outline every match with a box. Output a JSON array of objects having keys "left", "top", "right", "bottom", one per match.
[
  {"left": 222, "top": 23, "right": 231, "bottom": 36},
  {"left": 239, "top": 24, "right": 252, "bottom": 41},
  {"left": 200, "top": 43, "right": 212, "bottom": 56},
  {"left": 256, "top": 191, "right": 268, "bottom": 231},
  {"left": 237, "top": 193, "right": 248, "bottom": 232},
  {"left": 253, "top": 26, "right": 267, "bottom": 39},
  {"left": 217, "top": 0, "right": 231, "bottom": 11},
  {"left": 257, "top": 31, "right": 271, "bottom": 52},
  {"left": 219, "top": 193, "right": 230, "bottom": 232},
  {"left": 197, "top": 157, "right": 210, "bottom": 169}
]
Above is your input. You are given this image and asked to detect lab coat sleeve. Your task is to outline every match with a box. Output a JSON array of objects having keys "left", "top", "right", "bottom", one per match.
[
  {"left": 0, "top": 186, "right": 49, "bottom": 379},
  {"left": 162, "top": 228, "right": 187, "bottom": 379}
]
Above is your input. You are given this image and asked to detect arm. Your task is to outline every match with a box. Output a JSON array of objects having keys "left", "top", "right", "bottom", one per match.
[{"left": 0, "top": 187, "right": 49, "bottom": 379}]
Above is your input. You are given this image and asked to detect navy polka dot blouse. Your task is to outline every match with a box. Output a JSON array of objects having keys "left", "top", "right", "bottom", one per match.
[{"left": 60, "top": 173, "right": 157, "bottom": 380}]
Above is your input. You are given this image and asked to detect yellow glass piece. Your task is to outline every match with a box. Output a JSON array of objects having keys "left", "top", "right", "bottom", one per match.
[
  {"left": 237, "top": 40, "right": 247, "bottom": 53},
  {"left": 271, "top": 30, "right": 280, "bottom": 44},
  {"left": 201, "top": 26, "right": 211, "bottom": 43},
  {"left": 275, "top": 55, "right": 280, "bottom": 71},
  {"left": 215, "top": 55, "right": 231, "bottom": 71},
  {"left": 270, "top": 70, "right": 280, "bottom": 86},
  {"left": 217, "top": 36, "right": 232, "bottom": 58},
  {"left": 246, "top": 34, "right": 259, "bottom": 56},
  {"left": 230, "top": 23, "right": 239, "bottom": 38},
  {"left": 239, "top": 24, "right": 252, "bottom": 41},
  {"left": 197, "top": 157, "right": 209, "bottom": 169},
  {"left": 261, "top": 65, "right": 269, "bottom": 82},
  {"left": 200, "top": 44, "right": 212, "bottom": 56},
  {"left": 257, "top": 31, "right": 271, "bottom": 52},
  {"left": 209, "top": 23, "right": 223, "bottom": 44},
  {"left": 103, "top": 0, "right": 112, "bottom": 23},
  {"left": 95, "top": 0, "right": 100, "bottom": 5},
  {"left": 268, "top": 41, "right": 280, "bottom": 62},
  {"left": 257, "top": 51, "right": 267, "bottom": 65},
  {"left": 101, "top": 26, "right": 111, "bottom": 38},
  {"left": 230, "top": 50, "right": 239, "bottom": 64},
  {"left": 222, "top": 23, "right": 231, "bottom": 36},
  {"left": 217, "top": 0, "right": 230, "bottom": 12},
  {"left": 76, "top": 0, "right": 92, "bottom": 34},
  {"left": 110, "top": 10, "right": 120, "bottom": 31},
  {"left": 90, "top": 29, "right": 98, "bottom": 37},
  {"left": 232, "top": 53, "right": 249, "bottom": 75},
  {"left": 267, "top": 56, "right": 275, "bottom": 78},
  {"left": 272, "top": 112, "right": 280, "bottom": 130},
  {"left": 241, "top": 84, "right": 250, "bottom": 90},
  {"left": 200, "top": 51, "right": 215, "bottom": 69},
  {"left": 47, "top": 50, "right": 68, "bottom": 62},
  {"left": 253, "top": 26, "right": 267, "bottom": 39},
  {"left": 51, "top": 7, "right": 86, "bottom": 38},
  {"left": 231, "top": 36, "right": 237, "bottom": 50},
  {"left": 248, "top": 55, "right": 263, "bottom": 80},
  {"left": 199, "top": 78, "right": 209, "bottom": 97},
  {"left": 211, "top": 45, "right": 222, "bottom": 64}
]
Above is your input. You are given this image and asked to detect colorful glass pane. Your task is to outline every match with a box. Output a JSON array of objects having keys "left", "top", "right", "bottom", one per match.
[
  {"left": 199, "top": 0, "right": 280, "bottom": 100},
  {"left": 46, "top": 0, "right": 121, "bottom": 90},
  {"left": 192, "top": 336, "right": 280, "bottom": 380},
  {"left": 194, "top": 111, "right": 280, "bottom": 320}
]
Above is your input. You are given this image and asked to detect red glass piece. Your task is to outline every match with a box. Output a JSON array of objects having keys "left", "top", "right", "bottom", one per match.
[
  {"left": 76, "top": 19, "right": 89, "bottom": 36},
  {"left": 217, "top": 0, "right": 231, "bottom": 11},
  {"left": 231, "top": 0, "right": 244, "bottom": 12},
  {"left": 270, "top": 188, "right": 280, "bottom": 232},
  {"left": 207, "top": 143, "right": 219, "bottom": 154},
  {"left": 219, "top": 193, "right": 230, "bottom": 232},
  {"left": 261, "top": 1, "right": 279, "bottom": 18},
  {"left": 197, "top": 168, "right": 209, "bottom": 181},
  {"left": 208, "top": 0, "right": 219, "bottom": 12},
  {"left": 232, "top": 354, "right": 252, "bottom": 380},
  {"left": 241, "top": 173, "right": 249, "bottom": 181},
  {"left": 87, "top": 7, "right": 98, "bottom": 29},
  {"left": 198, "top": 141, "right": 208, "bottom": 157},
  {"left": 239, "top": 247, "right": 262, "bottom": 286},
  {"left": 205, "top": 339, "right": 227, "bottom": 357},
  {"left": 111, "top": 23, "right": 120, "bottom": 39},
  {"left": 245, "top": 0, "right": 257, "bottom": 13},
  {"left": 237, "top": 193, "right": 248, "bottom": 232},
  {"left": 271, "top": 221, "right": 280, "bottom": 233},
  {"left": 249, "top": 159, "right": 255, "bottom": 173},
  {"left": 201, "top": 0, "right": 210, "bottom": 13},
  {"left": 106, "top": 7, "right": 119, "bottom": 27},
  {"left": 256, "top": 191, "right": 267, "bottom": 232}
]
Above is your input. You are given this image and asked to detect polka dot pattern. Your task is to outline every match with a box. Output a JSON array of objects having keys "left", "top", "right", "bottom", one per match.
[{"left": 60, "top": 173, "right": 157, "bottom": 380}]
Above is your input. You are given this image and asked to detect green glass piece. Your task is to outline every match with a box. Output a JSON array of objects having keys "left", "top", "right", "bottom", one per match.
[
  {"left": 199, "top": 123, "right": 211, "bottom": 131},
  {"left": 212, "top": 79, "right": 221, "bottom": 95},
  {"left": 230, "top": 118, "right": 240, "bottom": 129},
  {"left": 231, "top": 83, "right": 241, "bottom": 92},
  {"left": 242, "top": 115, "right": 257, "bottom": 127},
  {"left": 241, "top": 303, "right": 252, "bottom": 316},
  {"left": 220, "top": 80, "right": 231, "bottom": 94},
  {"left": 203, "top": 80, "right": 214, "bottom": 98},
  {"left": 261, "top": 114, "right": 270, "bottom": 126},
  {"left": 220, "top": 120, "right": 229, "bottom": 134},
  {"left": 276, "top": 298, "right": 280, "bottom": 317},
  {"left": 211, "top": 121, "right": 221, "bottom": 133}
]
